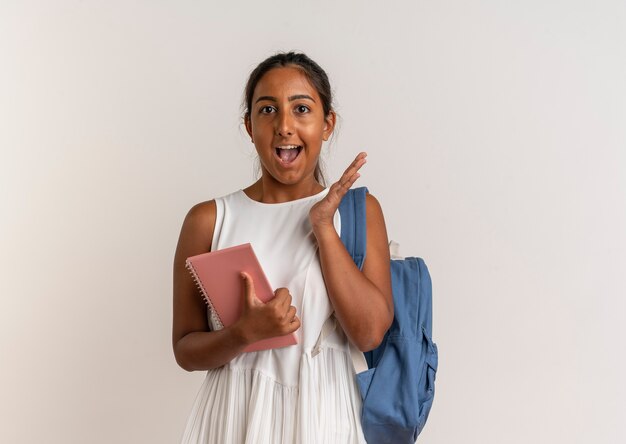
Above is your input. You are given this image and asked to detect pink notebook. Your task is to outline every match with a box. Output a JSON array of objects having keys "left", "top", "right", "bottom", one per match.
[{"left": 185, "top": 243, "right": 298, "bottom": 352}]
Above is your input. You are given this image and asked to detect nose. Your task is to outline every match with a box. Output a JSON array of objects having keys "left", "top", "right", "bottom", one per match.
[{"left": 276, "top": 110, "right": 294, "bottom": 136}]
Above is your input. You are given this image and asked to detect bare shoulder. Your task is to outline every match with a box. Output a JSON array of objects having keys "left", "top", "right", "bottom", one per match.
[
  {"left": 364, "top": 191, "right": 387, "bottom": 230},
  {"left": 176, "top": 199, "right": 217, "bottom": 259},
  {"left": 187, "top": 199, "right": 217, "bottom": 223},
  {"left": 364, "top": 191, "right": 389, "bottom": 254}
]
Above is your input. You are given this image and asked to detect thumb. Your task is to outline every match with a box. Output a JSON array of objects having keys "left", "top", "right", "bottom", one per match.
[{"left": 240, "top": 271, "right": 259, "bottom": 306}]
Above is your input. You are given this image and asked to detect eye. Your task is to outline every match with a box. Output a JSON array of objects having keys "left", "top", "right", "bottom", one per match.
[
  {"left": 260, "top": 105, "right": 275, "bottom": 114},
  {"left": 295, "top": 104, "right": 310, "bottom": 114}
]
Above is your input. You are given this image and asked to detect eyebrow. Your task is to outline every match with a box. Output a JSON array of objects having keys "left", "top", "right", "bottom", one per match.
[{"left": 255, "top": 94, "right": 316, "bottom": 104}]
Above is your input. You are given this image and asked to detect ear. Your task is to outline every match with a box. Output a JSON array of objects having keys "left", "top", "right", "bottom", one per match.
[
  {"left": 322, "top": 110, "right": 336, "bottom": 142},
  {"left": 244, "top": 114, "right": 253, "bottom": 142}
]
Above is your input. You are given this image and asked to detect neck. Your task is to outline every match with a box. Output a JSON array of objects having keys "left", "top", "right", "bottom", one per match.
[{"left": 245, "top": 177, "right": 325, "bottom": 204}]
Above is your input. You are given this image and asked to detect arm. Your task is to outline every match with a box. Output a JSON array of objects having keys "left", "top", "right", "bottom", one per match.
[
  {"left": 172, "top": 201, "right": 301, "bottom": 371},
  {"left": 172, "top": 201, "right": 250, "bottom": 371},
  {"left": 313, "top": 192, "right": 394, "bottom": 352}
]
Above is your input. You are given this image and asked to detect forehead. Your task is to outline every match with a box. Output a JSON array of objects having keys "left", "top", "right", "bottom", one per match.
[{"left": 253, "top": 66, "right": 319, "bottom": 100}]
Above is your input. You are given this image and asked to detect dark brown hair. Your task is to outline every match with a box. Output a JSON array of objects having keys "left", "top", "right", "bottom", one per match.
[{"left": 243, "top": 51, "right": 334, "bottom": 186}]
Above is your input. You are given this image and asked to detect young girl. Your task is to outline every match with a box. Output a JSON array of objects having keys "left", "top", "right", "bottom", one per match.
[{"left": 172, "top": 51, "right": 394, "bottom": 444}]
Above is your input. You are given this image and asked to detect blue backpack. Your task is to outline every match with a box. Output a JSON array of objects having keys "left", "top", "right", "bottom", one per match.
[{"left": 338, "top": 186, "right": 438, "bottom": 443}]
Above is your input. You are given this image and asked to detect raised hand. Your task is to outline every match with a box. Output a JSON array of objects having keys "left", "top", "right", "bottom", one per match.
[
  {"left": 233, "top": 271, "right": 301, "bottom": 344},
  {"left": 309, "top": 151, "right": 367, "bottom": 232}
]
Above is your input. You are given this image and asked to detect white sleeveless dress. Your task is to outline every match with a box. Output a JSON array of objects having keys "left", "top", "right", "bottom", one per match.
[{"left": 180, "top": 187, "right": 367, "bottom": 444}]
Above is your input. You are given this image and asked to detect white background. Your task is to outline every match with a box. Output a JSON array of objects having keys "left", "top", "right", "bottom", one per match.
[{"left": 1, "top": 1, "right": 624, "bottom": 443}]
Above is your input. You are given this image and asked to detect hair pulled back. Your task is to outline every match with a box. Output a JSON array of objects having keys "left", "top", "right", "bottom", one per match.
[{"left": 242, "top": 51, "right": 334, "bottom": 186}]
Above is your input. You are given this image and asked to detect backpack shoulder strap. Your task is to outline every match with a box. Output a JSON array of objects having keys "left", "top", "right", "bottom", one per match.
[
  {"left": 338, "top": 186, "right": 369, "bottom": 270},
  {"left": 337, "top": 186, "right": 371, "bottom": 373}
]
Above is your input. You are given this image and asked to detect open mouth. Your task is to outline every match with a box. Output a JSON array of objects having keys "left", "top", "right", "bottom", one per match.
[{"left": 275, "top": 145, "right": 303, "bottom": 165}]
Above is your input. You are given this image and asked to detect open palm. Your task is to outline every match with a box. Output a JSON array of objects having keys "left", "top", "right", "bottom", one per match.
[{"left": 309, "top": 152, "right": 367, "bottom": 230}]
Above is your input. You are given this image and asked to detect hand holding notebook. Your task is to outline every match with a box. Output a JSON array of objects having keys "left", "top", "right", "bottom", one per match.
[
  {"left": 185, "top": 243, "right": 299, "bottom": 352},
  {"left": 237, "top": 271, "right": 301, "bottom": 346}
]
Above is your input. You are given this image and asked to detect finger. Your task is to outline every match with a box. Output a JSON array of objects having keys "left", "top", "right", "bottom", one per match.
[
  {"left": 280, "top": 295, "right": 292, "bottom": 313},
  {"left": 342, "top": 171, "right": 361, "bottom": 189},
  {"left": 346, "top": 152, "right": 367, "bottom": 174},
  {"left": 240, "top": 272, "right": 258, "bottom": 306},
  {"left": 328, "top": 167, "right": 362, "bottom": 200},
  {"left": 343, "top": 153, "right": 366, "bottom": 176},
  {"left": 335, "top": 153, "right": 367, "bottom": 190},
  {"left": 286, "top": 315, "right": 301, "bottom": 333},
  {"left": 283, "top": 305, "right": 297, "bottom": 322},
  {"left": 273, "top": 288, "right": 292, "bottom": 311}
]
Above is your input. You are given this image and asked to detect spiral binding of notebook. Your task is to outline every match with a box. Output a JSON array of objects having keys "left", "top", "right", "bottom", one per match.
[{"left": 185, "top": 260, "right": 225, "bottom": 330}]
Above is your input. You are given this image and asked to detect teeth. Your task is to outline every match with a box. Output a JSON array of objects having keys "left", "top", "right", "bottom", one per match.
[{"left": 276, "top": 145, "right": 300, "bottom": 150}]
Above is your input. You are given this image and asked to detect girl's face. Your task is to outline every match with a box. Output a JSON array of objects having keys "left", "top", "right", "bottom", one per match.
[{"left": 245, "top": 66, "right": 335, "bottom": 187}]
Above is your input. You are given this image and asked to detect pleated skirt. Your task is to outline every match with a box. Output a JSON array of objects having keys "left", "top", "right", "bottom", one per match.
[{"left": 180, "top": 347, "right": 366, "bottom": 444}]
